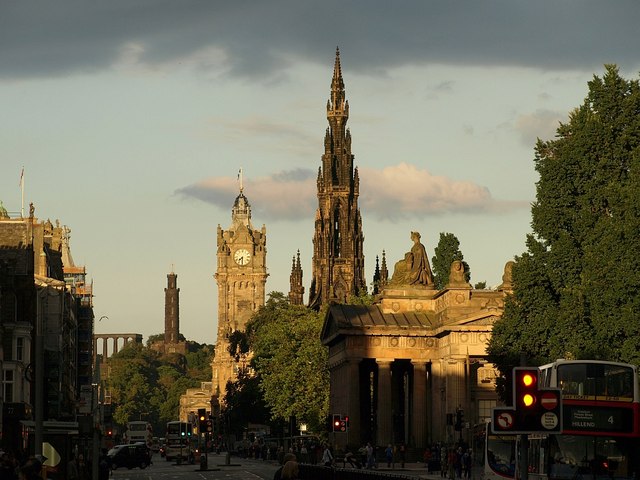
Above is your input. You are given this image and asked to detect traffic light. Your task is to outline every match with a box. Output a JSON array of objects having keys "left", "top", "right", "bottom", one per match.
[
  {"left": 514, "top": 368, "right": 538, "bottom": 429},
  {"left": 343, "top": 415, "right": 349, "bottom": 431},
  {"left": 198, "top": 408, "right": 207, "bottom": 433},
  {"left": 492, "top": 367, "right": 562, "bottom": 434},
  {"left": 206, "top": 418, "right": 213, "bottom": 434},
  {"left": 332, "top": 414, "right": 341, "bottom": 432},
  {"left": 454, "top": 408, "right": 464, "bottom": 431}
]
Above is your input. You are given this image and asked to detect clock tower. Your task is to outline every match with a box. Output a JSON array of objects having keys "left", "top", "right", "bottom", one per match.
[{"left": 211, "top": 180, "right": 267, "bottom": 402}]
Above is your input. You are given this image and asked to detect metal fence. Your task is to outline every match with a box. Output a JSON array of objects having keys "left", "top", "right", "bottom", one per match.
[{"left": 298, "top": 464, "right": 419, "bottom": 480}]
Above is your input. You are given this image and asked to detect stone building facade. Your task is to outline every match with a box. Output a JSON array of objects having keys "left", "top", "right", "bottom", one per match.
[
  {"left": 210, "top": 184, "right": 267, "bottom": 406},
  {"left": 0, "top": 204, "right": 94, "bottom": 450},
  {"left": 321, "top": 244, "right": 513, "bottom": 450}
]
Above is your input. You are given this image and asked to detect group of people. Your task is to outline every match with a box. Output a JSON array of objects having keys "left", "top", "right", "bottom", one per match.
[
  {"left": 438, "top": 445, "right": 473, "bottom": 480},
  {"left": 0, "top": 450, "right": 43, "bottom": 480},
  {"left": 0, "top": 448, "right": 113, "bottom": 480}
]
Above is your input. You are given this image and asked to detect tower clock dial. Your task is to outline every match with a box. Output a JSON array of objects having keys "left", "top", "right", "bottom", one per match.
[{"left": 234, "top": 248, "right": 251, "bottom": 265}]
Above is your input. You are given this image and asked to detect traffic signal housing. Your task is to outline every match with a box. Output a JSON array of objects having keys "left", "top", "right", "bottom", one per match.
[
  {"left": 514, "top": 368, "right": 540, "bottom": 430},
  {"left": 492, "top": 366, "right": 562, "bottom": 435},
  {"left": 332, "top": 414, "right": 348, "bottom": 432},
  {"left": 198, "top": 408, "right": 207, "bottom": 433},
  {"left": 454, "top": 408, "right": 464, "bottom": 431},
  {"left": 332, "top": 414, "right": 341, "bottom": 432}
]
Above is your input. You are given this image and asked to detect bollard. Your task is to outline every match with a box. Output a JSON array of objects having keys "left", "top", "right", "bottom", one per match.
[
  {"left": 225, "top": 452, "right": 231, "bottom": 465},
  {"left": 200, "top": 453, "right": 208, "bottom": 471}
]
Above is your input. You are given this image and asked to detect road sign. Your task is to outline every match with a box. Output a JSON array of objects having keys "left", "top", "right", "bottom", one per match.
[{"left": 541, "top": 391, "right": 558, "bottom": 410}]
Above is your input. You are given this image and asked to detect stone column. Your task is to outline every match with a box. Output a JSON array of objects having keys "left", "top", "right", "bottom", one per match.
[
  {"left": 412, "top": 361, "right": 427, "bottom": 448},
  {"left": 376, "top": 359, "right": 393, "bottom": 445},
  {"left": 346, "top": 358, "right": 361, "bottom": 446}
]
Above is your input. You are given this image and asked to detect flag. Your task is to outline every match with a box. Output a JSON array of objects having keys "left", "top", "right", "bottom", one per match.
[{"left": 19, "top": 167, "right": 24, "bottom": 188}]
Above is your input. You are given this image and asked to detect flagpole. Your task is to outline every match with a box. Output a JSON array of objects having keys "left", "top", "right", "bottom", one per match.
[{"left": 20, "top": 167, "right": 25, "bottom": 217}]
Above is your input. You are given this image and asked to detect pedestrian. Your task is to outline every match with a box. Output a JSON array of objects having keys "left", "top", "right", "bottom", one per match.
[
  {"left": 68, "top": 454, "right": 79, "bottom": 480},
  {"left": 385, "top": 444, "right": 393, "bottom": 468},
  {"left": 99, "top": 448, "right": 110, "bottom": 480},
  {"left": 398, "top": 443, "right": 405, "bottom": 468},
  {"left": 455, "top": 447, "right": 463, "bottom": 479},
  {"left": 281, "top": 460, "right": 299, "bottom": 480},
  {"left": 463, "top": 449, "right": 472, "bottom": 479},
  {"left": 424, "top": 447, "right": 433, "bottom": 472},
  {"left": 274, "top": 453, "right": 296, "bottom": 480},
  {"left": 321, "top": 444, "right": 334, "bottom": 467},
  {"left": 365, "top": 442, "right": 375, "bottom": 469},
  {"left": 18, "top": 457, "right": 42, "bottom": 480},
  {"left": 447, "top": 448, "right": 456, "bottom": 480},
  {"left": 77, "top": 453, "right": 89, "bottom": 480}
]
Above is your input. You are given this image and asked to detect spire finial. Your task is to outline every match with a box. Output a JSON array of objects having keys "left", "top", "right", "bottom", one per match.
[{"left": 238, "top": 168, "right": 244, "bottom": 193}]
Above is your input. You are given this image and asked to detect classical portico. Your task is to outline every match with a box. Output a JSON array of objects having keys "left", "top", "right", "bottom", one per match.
[{"left": 321, "top": 258, "right": 513, "bottom": 450}]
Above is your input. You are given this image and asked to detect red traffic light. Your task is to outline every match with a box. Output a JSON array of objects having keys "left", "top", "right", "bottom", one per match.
[{"left": 515, "top": 368, "right": 539, "bottom": 409}]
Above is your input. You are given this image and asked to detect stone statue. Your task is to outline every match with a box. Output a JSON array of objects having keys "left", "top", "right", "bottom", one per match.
[
  {"left": 447, "top": 260, "right": 471, "bottom": 289},
  {"left": 390, "top": 231, "right": 434, "bottom": 287},
  {"left": 497, "top": 260, "right": 515, "bottom": 291}
]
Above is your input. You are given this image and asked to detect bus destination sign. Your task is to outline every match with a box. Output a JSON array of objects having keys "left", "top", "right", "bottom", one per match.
[{"left": 564, "top": 405, "right": 632, "bottom": 433}]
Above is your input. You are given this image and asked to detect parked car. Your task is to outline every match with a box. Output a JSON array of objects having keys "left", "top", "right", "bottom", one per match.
[{"left": 107, "top": 443, "right": 151, "bottom": 469}]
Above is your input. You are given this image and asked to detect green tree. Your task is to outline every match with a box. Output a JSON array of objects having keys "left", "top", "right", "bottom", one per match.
[
  {"left": 487, "top": 65, "right": 640, "bottom": 400},
  {"left": 431, "top": 232, "right": 470, "bottom": 289},
  {"left": 106, "top": 339, "right": 213, "bottom": 435},
  {"left": 246, "top": 292, "right": 329, "bottom": 433}
]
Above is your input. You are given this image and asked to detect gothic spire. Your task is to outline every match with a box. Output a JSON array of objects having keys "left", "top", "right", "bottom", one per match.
[{"left": 289, "top": 249, "right": 304, "bottom": 306}]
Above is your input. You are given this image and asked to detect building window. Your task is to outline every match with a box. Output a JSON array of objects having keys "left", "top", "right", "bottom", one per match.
[
  {"left": 477, "top": 399, "right": 496, "bottom": 423},
  {"left": 3, "top": 369, "right": 14, "bottom": 403},
  {"left": 16, "top": 337, "right": 24, "bottom": 362}
]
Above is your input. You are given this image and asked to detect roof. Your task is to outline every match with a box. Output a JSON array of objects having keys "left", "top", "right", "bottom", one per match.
[{"left": 321, "top": 304, "right": 437, "bottom": 345}]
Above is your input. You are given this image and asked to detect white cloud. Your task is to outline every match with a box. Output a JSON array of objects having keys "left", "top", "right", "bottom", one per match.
[{"left": 176, "top": 163, "right": 528, "bottom": 221}]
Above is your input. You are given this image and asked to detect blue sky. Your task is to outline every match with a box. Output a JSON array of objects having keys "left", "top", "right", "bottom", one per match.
[{"left": 2, "top": 1, "right": 640, "bottom": 345}]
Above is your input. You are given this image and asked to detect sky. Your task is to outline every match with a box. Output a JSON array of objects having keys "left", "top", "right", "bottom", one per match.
[{"left": 2, "top": 1, "right": 640, "bottom": 347}]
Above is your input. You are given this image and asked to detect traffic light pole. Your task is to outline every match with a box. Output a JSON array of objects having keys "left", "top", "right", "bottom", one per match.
[{"left": 519, "top": 434, "right": 529, "bottom": 480}]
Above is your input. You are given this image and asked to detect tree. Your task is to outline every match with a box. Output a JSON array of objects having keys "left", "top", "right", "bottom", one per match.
[
  {"left": 431, "top": 232, "right": 470, "bottom": 289},
  {"left": 106, "top": 339, "right": 213, "bottom": 434},
  {"left": 487, "top": 66, "right": 640, "bottom": 400},
  {"left": 246, "top": 292, "right": 329, "bottom": 433}
]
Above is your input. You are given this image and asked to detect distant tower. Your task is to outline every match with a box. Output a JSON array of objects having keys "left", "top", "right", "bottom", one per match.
[
  {"left": 308, "top": 47, "right": 366, "bottom": 309},
  {"left": 164, "top": 271, "right": 180, "bottom": 344},
  {"left": 372, "top": 251, "right": 389, "bottom": 294},
  {"left": 288, "top": 250, "right": 304, "bottom": 305},
  {"left": 211, "top": 173, "right": 267, "bottom": 401}
]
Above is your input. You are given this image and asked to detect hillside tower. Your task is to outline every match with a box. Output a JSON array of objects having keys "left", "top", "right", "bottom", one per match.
[
  {"left": 164, "top": 271, "right": 179, "bottom": 344},
  {"left": 309, "top": 48, "right": 366, "bottom": 309}
]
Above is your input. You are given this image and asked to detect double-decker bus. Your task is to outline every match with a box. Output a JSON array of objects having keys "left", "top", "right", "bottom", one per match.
[
  {"left": 472, "top": 421, "right": 517, "bottom": 480},
  {"left": 164, "top": 421, "right": 193, "bottom": 462},
  {"left": 526, "top": 359, "right": 640, "bottom": 480},
  {"left": 126, "top": 421, "right": 153, "bottom": 448}
]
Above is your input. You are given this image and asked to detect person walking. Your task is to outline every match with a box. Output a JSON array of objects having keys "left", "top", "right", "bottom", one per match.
[
  {"left": 365, "top": 443, "right": 375, "bottom": 469},
  {"left": 385, "top": 444, "right": 393, "bottom": 468},
  {"left": 322, "top": 444, "right": 334, "bottom": 467}
]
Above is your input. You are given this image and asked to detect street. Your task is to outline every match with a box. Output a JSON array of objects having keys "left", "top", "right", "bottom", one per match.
[
  {"left": 110, "top": 453, "right": 278, "bottom": 480},
  {"left": 108, "top": 452, "right": 439, "bottom": 479}
]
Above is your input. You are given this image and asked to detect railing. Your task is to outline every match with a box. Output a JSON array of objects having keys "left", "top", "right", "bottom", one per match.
[{"left": 298, "top": 464, "right": 418, "bottom": 480}]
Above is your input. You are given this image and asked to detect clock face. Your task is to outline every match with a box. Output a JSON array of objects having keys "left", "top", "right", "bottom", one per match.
[{"left": 234, "top": 248, "right": 251, "bottom": 265}]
